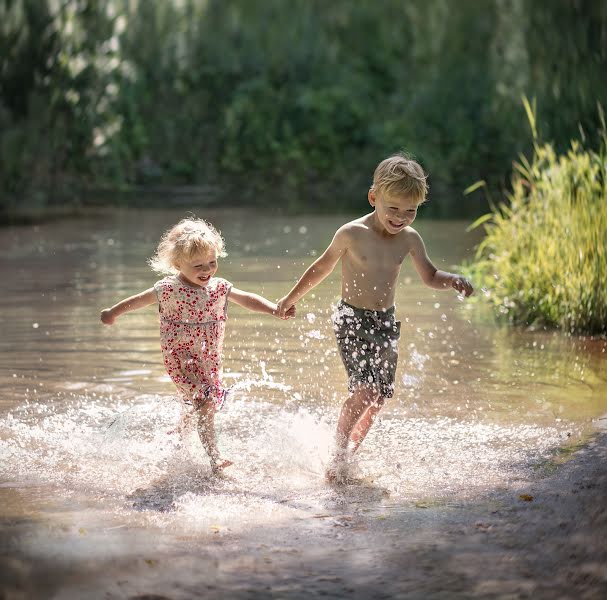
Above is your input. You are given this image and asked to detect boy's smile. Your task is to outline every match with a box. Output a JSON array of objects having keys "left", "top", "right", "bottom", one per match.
[
  {"left": 387, "top": 218, "right": 406, "bottom": 232},
  {"left": 368, "top": 189, "right": 421, "bottom": 235}
]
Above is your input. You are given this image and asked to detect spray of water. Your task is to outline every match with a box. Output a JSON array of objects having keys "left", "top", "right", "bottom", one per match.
[{"left": 0, "top": 358, "right": 576, "bottom": 536}]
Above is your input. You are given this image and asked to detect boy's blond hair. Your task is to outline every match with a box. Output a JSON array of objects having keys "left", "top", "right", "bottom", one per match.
[
  {"left": 149, "top": 217, "right": 227, "bottom": 274},
  {"left": 371, "top": 153, "right": 428, "bottom": 203}
]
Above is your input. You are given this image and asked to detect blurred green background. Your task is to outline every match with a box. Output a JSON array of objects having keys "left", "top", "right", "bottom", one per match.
[{"left": 1, "top": 0, "right": 606, "bottom": 220}]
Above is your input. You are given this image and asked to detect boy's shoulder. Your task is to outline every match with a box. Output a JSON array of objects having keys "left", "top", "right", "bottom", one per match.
[
  {"left": 335, "top": 215, "right": 371, "bottom": 236},
  {"left": 337, "top": 216, "right": 421, "bottom": 239},
  {"left": 398, "top": 225, "right": 424, "bottom": 247},
  {"left": 403, "top": 225, "right": 423, "bottom": 240}
]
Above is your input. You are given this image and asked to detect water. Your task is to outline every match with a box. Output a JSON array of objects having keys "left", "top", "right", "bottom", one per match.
[{"left": 1, "top": 207, "right": 606, "bottom": 596}]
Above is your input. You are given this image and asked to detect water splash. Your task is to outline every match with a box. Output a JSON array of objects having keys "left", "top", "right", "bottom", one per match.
[{"left": 1, "top": 389, "right": 575, "bottom": 521}]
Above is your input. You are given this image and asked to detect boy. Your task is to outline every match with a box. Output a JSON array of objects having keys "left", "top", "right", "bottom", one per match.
[{"left": 276, "top": 153, "right": 473, "bottom": 481}]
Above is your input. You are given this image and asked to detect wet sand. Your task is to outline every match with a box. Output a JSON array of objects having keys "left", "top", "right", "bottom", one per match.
[{"left": 2, "top": 428, "right": 606, "bottom": 600}]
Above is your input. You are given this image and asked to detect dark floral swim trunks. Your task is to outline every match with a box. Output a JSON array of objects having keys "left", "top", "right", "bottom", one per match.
[{"left": 332, "top": 299, "right": 401, "bottom": 398}]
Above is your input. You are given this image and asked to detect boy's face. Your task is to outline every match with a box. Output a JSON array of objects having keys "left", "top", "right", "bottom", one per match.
[
  {"left": 176, "top": 248, "right": 218, "bottom": 287},
  {"left": 368, "top": 189, "right": 421, "bottom": 235}
]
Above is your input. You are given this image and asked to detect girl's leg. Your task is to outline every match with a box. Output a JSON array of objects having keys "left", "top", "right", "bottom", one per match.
[
  {"left": 349, "top": 396, "right": 386, "bottom": 454},
  {"left": 195, "top": 400, "right": 232, "bottom": 472},
  {"left": 168, "top": 403, "right": 193, "bottom": 436}
]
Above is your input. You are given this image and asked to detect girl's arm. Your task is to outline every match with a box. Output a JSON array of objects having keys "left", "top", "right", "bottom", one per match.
[
  {"left": 228, "top": 288, "right": 295, "bottom": 319},
  {"left": 276, "top": 227, "right": 348, "bottom": 316},
  {"left": 100, "top": 288, "right": 157, "bottom": 325},
  {"left": 408, "top": 230, "right": 474, "bottom": 296}
]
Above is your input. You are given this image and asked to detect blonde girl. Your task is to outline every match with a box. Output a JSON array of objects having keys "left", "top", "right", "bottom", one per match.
[{"left": 101, "top": 217, "right": 295, "bottom": 472}]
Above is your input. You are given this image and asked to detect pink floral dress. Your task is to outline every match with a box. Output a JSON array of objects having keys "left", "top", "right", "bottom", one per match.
[{"left": 154, "top": 275, "right": 232, "bottom": 408}]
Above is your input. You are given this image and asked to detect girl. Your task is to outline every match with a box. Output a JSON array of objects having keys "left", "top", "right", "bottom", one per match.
[{"left": 100, "top": 217, "right": 295, "bottom": 472}]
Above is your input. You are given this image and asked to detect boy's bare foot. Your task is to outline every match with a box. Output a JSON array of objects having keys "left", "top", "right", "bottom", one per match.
[
  {"left": 325, "top": 467, "right": 337, "bottom": 483},
  {"left": 325, "top": 454, "right": 349, "bottom": 483}
]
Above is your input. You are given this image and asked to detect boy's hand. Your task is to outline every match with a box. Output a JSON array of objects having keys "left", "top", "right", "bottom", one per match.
[
  {"left": 273, "top": 302, "right": 296, "bottom": 320},
  {"left": 451, "top": 276, "right": 474, "bottom": 297},
  {"left": 100, "top": 308, "right": 115, "bottom": 325}
]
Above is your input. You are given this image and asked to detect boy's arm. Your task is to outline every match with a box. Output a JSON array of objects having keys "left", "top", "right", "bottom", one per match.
[
  {"left": 228, "top": 288, "right": 296, "bottom": 319},
  {"left": 100, "top": 288, "right": 157, "bottom": 325},
  {"left": 277, "top": 228, "right": 348, "bottom": 317},
  {"left": 408, "top": 231, "right": 474, "bottom": 296}
]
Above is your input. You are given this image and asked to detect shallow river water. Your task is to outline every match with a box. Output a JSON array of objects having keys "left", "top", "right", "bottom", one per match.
[{"left": 1, "top": 208, "right": 606, "bottom": 599}]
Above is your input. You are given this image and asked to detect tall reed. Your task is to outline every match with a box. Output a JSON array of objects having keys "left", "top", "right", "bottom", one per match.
[{"left": 467, "top": 102, "right": 607, "bottom": 335}]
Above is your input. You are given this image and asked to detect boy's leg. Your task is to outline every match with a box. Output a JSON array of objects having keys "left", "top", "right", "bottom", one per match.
[
  {"left": 349, "top": 396, "right": 386, "bottom": 454},
  {"left": 327, "top": 385, "right": 380, "bottom": 481},
  {"left": 335, "top": 385, "right": 380, "bottom": 453},
  {"left": 195, "top": 400, "right": 232, "bottom": 472}
]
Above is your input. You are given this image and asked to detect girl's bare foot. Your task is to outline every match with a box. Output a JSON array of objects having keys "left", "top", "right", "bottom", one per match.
[{"left": 211, "top": 458, "right": 233, "bottom": 474}]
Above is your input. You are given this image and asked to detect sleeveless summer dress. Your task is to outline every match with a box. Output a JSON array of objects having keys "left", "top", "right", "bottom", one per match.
[{"left": 154, "top": 275, "right": 232, "bottom": 408}]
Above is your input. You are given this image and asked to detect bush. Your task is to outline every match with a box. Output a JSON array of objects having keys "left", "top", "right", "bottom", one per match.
[{"left": 467, "top": 103, "right": 607, "bottom": 335}]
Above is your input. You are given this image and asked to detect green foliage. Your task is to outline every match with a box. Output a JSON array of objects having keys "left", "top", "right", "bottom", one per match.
[
  {"left": 0, "top": 0, "right": 117, "bottom": 216},
  {"left": 2, "top": 0, "right": 607, "bottom": 217},
  {"left": 467, "top": 109, "right": 607, "bottom": 335}
]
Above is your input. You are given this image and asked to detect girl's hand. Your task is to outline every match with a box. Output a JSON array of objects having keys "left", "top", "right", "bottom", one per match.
[
  {"left": 283, "top": 304, "right": 296, "bottom": 319},
  {"left": 100, "top": 308, "right": 115, "bottom": 325},
  {"left": 451, "top": 276, "right": 474, "bottom": 297}
]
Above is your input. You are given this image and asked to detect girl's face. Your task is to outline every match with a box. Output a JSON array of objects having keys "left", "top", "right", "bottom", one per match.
[{"left": 175, "top": 248, "right": 218, "bottom": 287}]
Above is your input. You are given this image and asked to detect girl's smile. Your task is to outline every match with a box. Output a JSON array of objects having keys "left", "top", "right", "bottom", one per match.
[{"left": 176, "top": 249, "right": 218, "bottom": 287}]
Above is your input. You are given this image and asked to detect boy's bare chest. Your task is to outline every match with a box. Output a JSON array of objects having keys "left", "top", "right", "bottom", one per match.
[{"left": 348, "top": 239, "right": 408, "bottom": 270}]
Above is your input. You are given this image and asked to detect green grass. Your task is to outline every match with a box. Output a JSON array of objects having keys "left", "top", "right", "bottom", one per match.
[{"left": 466, "top": 102, "right": 607, "bottom": 335}]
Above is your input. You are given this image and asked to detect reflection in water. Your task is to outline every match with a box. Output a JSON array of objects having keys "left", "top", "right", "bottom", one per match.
[{"left": 0, "top": 208, "right": 606, "bottom": 537}]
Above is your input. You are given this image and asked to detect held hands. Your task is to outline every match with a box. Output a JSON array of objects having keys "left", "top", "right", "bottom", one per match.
[
  {"left": 281, "top": 304, "right": 297, "bottom": 320},
  {"left": 274, "top": 300, "right": 296, "bottom": 320},
  {"left": 100, "top": 308, "right": 116, "bottom": 325},
  {"left": 276, "top": 296, "right": 296, "bottom": 320},
  {"left": 451, "top": 275, "right": 474, "bottom": 297}
]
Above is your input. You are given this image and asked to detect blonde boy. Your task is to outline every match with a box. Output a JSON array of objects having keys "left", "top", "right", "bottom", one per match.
[{"left": 277, "top": 153, "right": 473, "bottom": 481}]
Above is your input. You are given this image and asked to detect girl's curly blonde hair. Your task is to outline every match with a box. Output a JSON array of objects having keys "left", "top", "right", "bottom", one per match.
[{"left": 148, "top": 217, "right": 227, "bottom": 274}]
